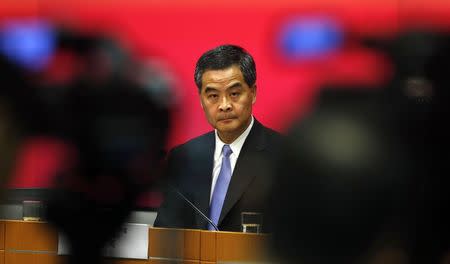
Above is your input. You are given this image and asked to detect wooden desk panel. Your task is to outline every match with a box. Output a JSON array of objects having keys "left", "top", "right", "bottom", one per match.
[
  {"left": 148, "top": 260, "right": 198, "bottom": 264},
  {"left": 183, "top": 230, "right": 200, "bottom": 261},
  {"left": 4, "top": 252, "right": 62, "bottom": 264},
  {"left": 0, "top": 221, "right": 4, "bottom": 250},
  {"left": 149, "top": 227, "right": 202, "bottom": 262},
  {"left": 200, "top": 231, "right": 215, "bottom": 262},
  {"left": 5, "top": 252, "right": 149, "bottom": 264},
  {"left": 1, "top": 222, "right": 272, "bottom": 264},
  {"left": 2, "top": 221, "right": 151, "bottom": 264},
  {"left": 149, "top": 228, "right": 185, "bottom": 260},
  {"left": 216, "top": 232, "right": 271, "bottom": 262},
  {"left": 4, "top": 221, "right": 58, "bottom": 252}
]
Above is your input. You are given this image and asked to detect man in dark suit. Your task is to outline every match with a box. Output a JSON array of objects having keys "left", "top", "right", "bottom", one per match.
[{"left": 154, "top": 45, "right": 282, "bottom": 232}]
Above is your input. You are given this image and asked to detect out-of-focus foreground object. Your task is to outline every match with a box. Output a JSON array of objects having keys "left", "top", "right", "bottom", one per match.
[
  {"left": 43, "top": 29, "right": 171, "bottom": 264},
  {"left": 1, "top": 18, "right": 173, "bottom": 264},
  {"left": 270, "top": 29, "right": 450, "bottom": 264},
  {"left": 0, "top": 20, "right": 48, "bottom": 197}
]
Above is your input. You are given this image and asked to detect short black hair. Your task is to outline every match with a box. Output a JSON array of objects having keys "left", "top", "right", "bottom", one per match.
[{"left": 194, "top": 45, "right": 256, "bottom": 92}]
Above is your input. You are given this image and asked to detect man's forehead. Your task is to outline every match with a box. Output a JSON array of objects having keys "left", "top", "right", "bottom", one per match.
[{"left": 201, "top": 66, "right": 244, "bottom": 87}]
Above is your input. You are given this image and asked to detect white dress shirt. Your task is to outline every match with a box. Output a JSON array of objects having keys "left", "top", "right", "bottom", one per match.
[{"left": 209, "top": 116, "right": 254, "bottom": 202}]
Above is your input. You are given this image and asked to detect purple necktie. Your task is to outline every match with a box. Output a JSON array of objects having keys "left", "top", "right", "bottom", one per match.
[{"left": 208, "top": 144, "right": 233, "bottom": 230}]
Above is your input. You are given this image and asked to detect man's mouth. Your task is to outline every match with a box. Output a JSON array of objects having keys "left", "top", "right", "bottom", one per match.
[{"left": 218, "top": 117, "right": 236, "bottom": 122}]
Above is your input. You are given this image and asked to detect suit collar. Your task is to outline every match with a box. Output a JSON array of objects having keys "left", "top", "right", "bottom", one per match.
[{"left": 218, "top": 118, "right": 268, "bottom": 226}]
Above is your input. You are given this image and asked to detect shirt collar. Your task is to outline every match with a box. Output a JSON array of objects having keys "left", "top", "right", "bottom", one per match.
[{"left": 214, "top": 116, "right": 254, "bottom": 159}]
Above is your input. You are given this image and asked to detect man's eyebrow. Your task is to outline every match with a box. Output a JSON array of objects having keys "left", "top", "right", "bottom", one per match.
[
  {"left": 226, "top": 82, "right": 243, "bottom": 90},
  {"left": 204, "top": 87, "right": 219, "bottom": 93}
]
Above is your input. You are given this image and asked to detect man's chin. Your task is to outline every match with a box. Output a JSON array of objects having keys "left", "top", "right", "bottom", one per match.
[{"left": 216, "top": 120, "right": 238, "bottom": 133}]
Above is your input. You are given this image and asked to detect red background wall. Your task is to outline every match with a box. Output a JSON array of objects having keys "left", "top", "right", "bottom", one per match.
[{"left": 2, "top": 0, "right": 450, "bottom": 190}]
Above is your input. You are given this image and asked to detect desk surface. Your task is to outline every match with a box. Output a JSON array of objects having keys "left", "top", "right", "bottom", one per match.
[{"left": 0, "top": 220, "right": 274, "bottom": 264}]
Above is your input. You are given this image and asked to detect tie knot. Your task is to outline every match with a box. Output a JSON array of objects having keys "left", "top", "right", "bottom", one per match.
[{"left": 222, "top": 144, "right": 232, "bottom": 157}]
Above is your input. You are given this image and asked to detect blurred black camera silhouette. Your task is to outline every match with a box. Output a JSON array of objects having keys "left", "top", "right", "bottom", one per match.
[
  {"left": 45, "top": 30, "right": 171, "bottom": 264},
  {"left": 270, "top": 29, "right": 450, "bottom": 264},
  {"left": 1, "top": 20, "right": 172, "bottom": 264},
  {"left": 0, "top": 54, "right": 34, "bottom": 194}
]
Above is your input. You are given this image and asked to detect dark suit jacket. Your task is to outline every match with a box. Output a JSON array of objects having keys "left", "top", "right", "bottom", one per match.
[{"left": 154, "top": 119, "right": 282, "bottom": 232}]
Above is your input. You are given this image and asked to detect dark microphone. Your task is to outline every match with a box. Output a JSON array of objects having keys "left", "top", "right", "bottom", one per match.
[{"left": 170, "top": 186, "right": 219, "bottom": 231}]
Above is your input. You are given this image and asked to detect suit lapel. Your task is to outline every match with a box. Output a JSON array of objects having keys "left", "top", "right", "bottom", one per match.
[
  {"left": 218, "top": 120, "right": 267, "bottom": 225},
  {"left": 191, "top": 132, "right": 215, "bottom": 228}
]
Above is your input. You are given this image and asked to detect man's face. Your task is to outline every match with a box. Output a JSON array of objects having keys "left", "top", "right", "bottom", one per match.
[{"left": 200, "top": 65, "right": 256, "bottom": 142}]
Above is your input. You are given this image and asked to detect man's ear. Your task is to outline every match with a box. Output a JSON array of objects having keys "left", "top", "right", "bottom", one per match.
[
  {"left": 251, "top": 85, "right": 257, "bottom": 104},
  {"left": 200, "top": 95, "right": 206, "bottom": 110},
  {"left": 198, "top": 87, "right": 205, "bottom": 109}
]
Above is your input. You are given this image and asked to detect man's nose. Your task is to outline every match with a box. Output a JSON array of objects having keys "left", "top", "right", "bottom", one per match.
[{"left": 218, "top": 96, "right": 232, "bottom": 112}]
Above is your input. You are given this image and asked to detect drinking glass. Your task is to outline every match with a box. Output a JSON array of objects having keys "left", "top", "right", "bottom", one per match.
[
  {"left": 241, "top": 212, "right": 262, "bottom": 233},
  {"left": 22, "top": 200, "right": 43, "bottom": 221}
]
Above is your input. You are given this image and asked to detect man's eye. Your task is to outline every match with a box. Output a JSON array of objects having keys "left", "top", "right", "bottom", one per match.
[
  {"left": 208, "top": 94, "right": 219, "bottom": 99},
  {"left": 230, "top": 92, "right": 240, "bottom": 97}
]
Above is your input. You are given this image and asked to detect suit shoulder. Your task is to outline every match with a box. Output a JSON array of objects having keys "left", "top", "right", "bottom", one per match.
[
  {"left": 261, "top": 124, "right": 283, "bottom": 141},
  {"left": 169, "top": 131, "right": 214, "bottom": 155},
  {"left": 264, "top": 126, "right": 283, "bottom": 137}
]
